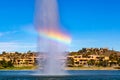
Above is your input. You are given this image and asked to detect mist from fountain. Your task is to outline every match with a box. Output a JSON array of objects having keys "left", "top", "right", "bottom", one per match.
[{"left": 35, "top": 0, "right": 71, "bottom": 75}]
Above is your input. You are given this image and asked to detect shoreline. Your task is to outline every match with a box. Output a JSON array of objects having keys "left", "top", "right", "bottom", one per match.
[
  {"left": 0, "top": 66, "right": 37, "bottom": 70},
  {"left": 65, "top": 67, "right": 120, "bottom": 70},
  {"left": 0, "top": 66, "right": 120, "bottom": 70}
]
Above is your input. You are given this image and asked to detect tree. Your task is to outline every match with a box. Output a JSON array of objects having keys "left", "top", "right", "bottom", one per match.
[
  {"left": 117, "top": 58, "right": 120, "bottom": 66},
  {"left": 87, "top": 59, "right": 95, "bottom": 66},
  {"left": 7, "top": 60, "right": 14, "bottom": 67},
  {"left": 0, "top": 59, "right": 7, "bottom": 68},
  {"left": 34, "top": 59, "right": 38, "bottom": 66},
  {"left": 0, "top": 59, "right": 14, "bottom": 68},
  {"left": 82, "top": 53, "right": 89, "bottom": 58},
  {"left": 109, "top": 53, "right": 118, "bottom": 66},
  {"left": 2, "top": 51, "right": 6, "bottom": 55},
  {"left": 27, "top": 50, "right": 32, "bottom": 54},
  {"left": 15, "top": 51, "right": 19, "bottom": 54},
  {"left": 109, "top": 53, "right": 118, "bottom": 61},
  {"left": 66, "top": 57, "right": 74, "bottom": 67},
  {"left": 101, "top": 60, "right": 109, "bottom": 67}
]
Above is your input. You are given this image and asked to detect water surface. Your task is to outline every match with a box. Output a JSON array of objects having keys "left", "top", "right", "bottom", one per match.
[{"left": 0, "top": 70, "right": 120, "bottom": 80}]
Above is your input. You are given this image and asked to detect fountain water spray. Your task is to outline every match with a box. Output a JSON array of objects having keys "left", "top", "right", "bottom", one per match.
[{"left": 35, "top": 0, "right": 71, "bottom": 75}]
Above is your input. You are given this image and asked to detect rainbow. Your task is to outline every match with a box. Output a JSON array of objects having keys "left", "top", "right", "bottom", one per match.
[{"left": 39, "top": 29, "right": 71, "bottom": 44}]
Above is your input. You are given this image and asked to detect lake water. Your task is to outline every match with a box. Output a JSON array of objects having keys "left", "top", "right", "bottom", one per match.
[{"left": 0, "top": 70, "right": 120, "bottom": 80}]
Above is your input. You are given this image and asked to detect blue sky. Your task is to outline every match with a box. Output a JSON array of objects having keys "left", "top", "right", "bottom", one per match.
[{"left": 0, "top": 0, "right": 120, "bottom": 52}]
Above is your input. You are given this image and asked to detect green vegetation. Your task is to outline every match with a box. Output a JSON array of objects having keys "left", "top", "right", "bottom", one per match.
[
  {"left": 66, "top": 57, "right": 74, "bottom": 67},
  {"left": 0, "top": 66, "right": 37, "bottom": 70},
  {"left": 88, "top": 59, "right": 95, "bottom": 66},
  {"left": 66, "top": 48, "right": 120, "bottom": 69},
  {"left": 0, "top": 51, "right": 38, "bottom": 70},
  {"left": 0, "top": 59, "right": 13, "bottom": 68},
  {"left": 65, "top": 66, "right": 115, "bottom": 70},
  {"left": 1, "top": 48, "right": 120, "bottom": 70}
]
